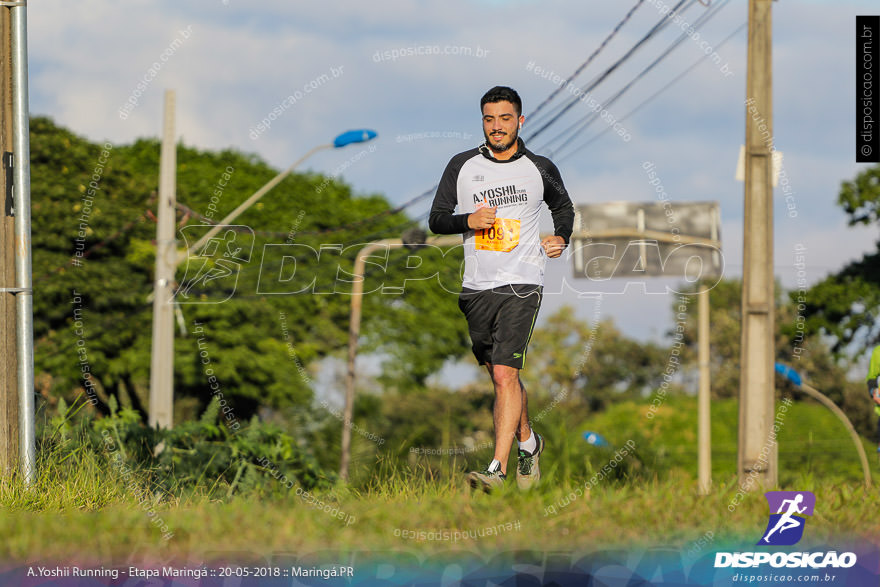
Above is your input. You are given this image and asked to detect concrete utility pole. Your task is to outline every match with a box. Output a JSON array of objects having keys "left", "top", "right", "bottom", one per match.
[
  {"left": 156, "top": 129, "right": 375, "bottom": 433},
  {"left": 738, "top": 0, "right": 776, "bottom": 488},
  {"left": 148, "top": 90, "right": 177, "bottom": 429},
  {"left": 0, "top": 5, "right": 16, "bottom": 477}
]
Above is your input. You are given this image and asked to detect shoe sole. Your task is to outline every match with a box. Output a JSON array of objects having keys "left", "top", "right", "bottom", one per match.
[
  {"left": 467, "top": 471, "right": 503, "bottom": 493},
  {"left": 517, "top": 435, "right": 545, "bottom": 490}
]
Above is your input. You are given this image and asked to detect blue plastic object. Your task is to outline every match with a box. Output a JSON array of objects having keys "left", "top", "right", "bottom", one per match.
[
  {"left": 333, "top": 129, "right": 378, "bottom": 148},
  {"left": 582, "top": 431, "right": 610, "bottom": 447},
  {"left": 774, "top": 363, "right": 803, "bottom": 387}
]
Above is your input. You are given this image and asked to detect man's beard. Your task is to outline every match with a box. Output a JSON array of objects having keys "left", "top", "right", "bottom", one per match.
[{"left": 484, "top": 128, "right": 519, "bottom": 153}]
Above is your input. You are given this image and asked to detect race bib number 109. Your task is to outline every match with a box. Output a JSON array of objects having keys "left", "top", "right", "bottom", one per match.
[{"left": 475, "top": 218, "right": 521, "bottom": 252}]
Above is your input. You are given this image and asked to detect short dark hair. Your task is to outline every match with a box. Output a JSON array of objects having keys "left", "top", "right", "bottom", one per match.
[{"left": 480, "top": 86, "right": 522, "bottom": 116}]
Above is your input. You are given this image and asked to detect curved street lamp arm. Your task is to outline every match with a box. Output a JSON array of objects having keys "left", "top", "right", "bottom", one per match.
[
  {"left": 177, "top": 143, "right": 334, "bottom": 265},
  {"left": 798, "top": 381, "right": 872, "bottom": 489}
]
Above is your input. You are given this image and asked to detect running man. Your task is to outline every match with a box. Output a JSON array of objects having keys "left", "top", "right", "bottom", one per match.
[
  {"left": 762, "top": 493, "right": 807, "bottom": 543},
  {"left": 428, "top": 86, "right": 574, "bottom": 491}
]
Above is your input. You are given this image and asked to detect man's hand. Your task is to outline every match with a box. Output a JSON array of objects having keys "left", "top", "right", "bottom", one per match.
[
  {"left": 541, "top": 235, "right": 566, "bottom": 258},
  {"left": 468, "top": 206, "right": 497, "bottom": 229}
]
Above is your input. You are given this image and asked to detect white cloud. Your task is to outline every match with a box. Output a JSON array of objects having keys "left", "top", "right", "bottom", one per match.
[{"left": 25, "top": 0, "right": 880, "bottom": 342}]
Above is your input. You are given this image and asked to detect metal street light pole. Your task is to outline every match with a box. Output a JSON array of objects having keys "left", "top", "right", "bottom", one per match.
[
  {"left": 340, "top": 238, "right": 400, "bottom": 482},
  {"left": 775, "top": 363, "right": 872, "bottom": 488},
  {"left": 697, "top": 286, "right": 711, "bottom": 495},
  {"left": 337, "top": 235, "right": 482, "bottom": 481},
  {"left": 177, "top": 144, "right": 327, "bottom": 265},
  {"left": 11, "top": 0, "right": 32, "bottom": 484},
  {"left": 569, "top": 207, "right": 721, "bottom": 496},
  {"left": 179, "top": 131, "right": 377, "bottom": 264}
]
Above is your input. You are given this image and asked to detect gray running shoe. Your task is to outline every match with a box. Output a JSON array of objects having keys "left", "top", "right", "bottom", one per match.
[
  {"left": 516, "top": 432, "right": 544, "bottom": 490},
  {"left": 467, "top": 469, "right": 506, "bottom": 493}
]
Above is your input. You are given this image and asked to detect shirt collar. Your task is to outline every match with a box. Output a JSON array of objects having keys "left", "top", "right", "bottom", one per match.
[{"left": 479, "top": 137, "right": 526, "bottom": 162}]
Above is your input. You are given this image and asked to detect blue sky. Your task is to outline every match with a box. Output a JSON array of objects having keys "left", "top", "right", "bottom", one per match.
[{"left": 27, "top": 0, "right": 880, "bottom": 368}]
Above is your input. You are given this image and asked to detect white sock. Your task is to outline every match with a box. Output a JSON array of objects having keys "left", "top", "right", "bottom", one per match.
[
  {"left": 518, "top": 430, "right": 537, "bottom": 455},
  {"left": 487, "top": 459, "right": 502, "bottom": 474}
]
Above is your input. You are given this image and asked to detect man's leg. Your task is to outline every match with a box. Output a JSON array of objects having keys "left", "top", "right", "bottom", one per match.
[
  {"left": 467, "top": 285, "right": 541, "bottom": 490},
  {"left": 517, "top": 377, "right": 532, "bottom": 443},
  {"left": 486, "top": 363, "right": 530, "bottom": 475}
]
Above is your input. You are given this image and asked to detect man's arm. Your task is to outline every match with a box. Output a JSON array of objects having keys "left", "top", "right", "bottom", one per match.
[
  {"left": 537, "top": 157, "right": 574, "bottom": 244},
  {"left": 534, "top": 156, "right": 574, "bottom": 258},
  {"left": 429, "top": 157, "right": 471, "bottom": 235}
]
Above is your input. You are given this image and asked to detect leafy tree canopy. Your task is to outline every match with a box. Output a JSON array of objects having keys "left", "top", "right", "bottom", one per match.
[
  {"left": 29, "top": 116, "right": 467, "bottom": 423},
  {"left": 798, "top": 163, "right": 880, "bottom": 357}
]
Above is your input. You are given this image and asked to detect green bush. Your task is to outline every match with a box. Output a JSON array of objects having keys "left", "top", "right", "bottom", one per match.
[{"left": 29, "top": 395, "right": 333, "bottom": 507}]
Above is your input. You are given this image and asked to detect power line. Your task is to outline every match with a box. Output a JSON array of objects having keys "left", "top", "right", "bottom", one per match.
[
  {"left": 527, "top": 0, "right": 648, "bottom": 121},
  {"left": 39, "top": 3, "right": 733, "bottom": 283},
  {"left": 543, "top": 0, "right": 728, "bottom": 155},
  {"left": 169, "top": 0, "right": 717, "bottom": 251},
  {"left": 541, "top": 0, "right": 733, "bottom": 158},
  {"left": 557, "top": 20, "right": 745, "bottom": 164},
  {"left": 524, "top": 0, "right": 695, "bottom": 143},
  {"left": 526, "top": 0, "right": 700, "bottom": 137},
  {"left": 243, "top": 0, "right": 703, "bottom": 244},
  {"left": 177, "top": 197, "right": 427, "bottom": 246},
  {"left": 178, "top": 180, "right": 435, "bottom": 238}
]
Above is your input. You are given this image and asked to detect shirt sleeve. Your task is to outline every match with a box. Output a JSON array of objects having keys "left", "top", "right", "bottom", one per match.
[
  {"left": 428, "top": 155, "right": 471, "bottom": 235},
  {"left": 536, "top": 157, "right": 575, "bottom": 243}
]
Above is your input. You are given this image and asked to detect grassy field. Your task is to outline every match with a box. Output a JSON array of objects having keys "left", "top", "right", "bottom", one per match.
[
  {"left": 1, "top": 474, "right": 876, "bottom": 563},
  {"left": 1, "top": 396, "right": 878, "bottom": 563}
]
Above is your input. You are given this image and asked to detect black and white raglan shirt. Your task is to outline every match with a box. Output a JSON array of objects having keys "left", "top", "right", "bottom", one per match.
[{"left": 428, "top": 139, "right": 575, "bottom": 291}]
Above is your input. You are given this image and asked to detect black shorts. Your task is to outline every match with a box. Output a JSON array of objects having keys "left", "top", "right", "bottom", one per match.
[{"left": 458, "top": 284, "right": 543, "bottom": 370}]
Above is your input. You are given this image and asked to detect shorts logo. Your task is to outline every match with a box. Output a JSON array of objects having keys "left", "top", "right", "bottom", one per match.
[
  {"left": 759, "top": 491, "right": 815, "bottom": 546},
  {"left": 512, "top": 353, "right": 522, "bottom": 359}
]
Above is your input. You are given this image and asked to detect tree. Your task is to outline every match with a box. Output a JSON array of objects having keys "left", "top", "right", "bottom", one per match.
[
  {"left": 29, "top": 117, "right": 469, "bottom": 423},
  {"left": 798, "top": 164, "right": 880, "bottom": 356},
  {"left": 674, "top": 279, "right": 872, "bottom": 437},
  {"left": 362, "top": 242, "right": 470, "bottom": 390},
  {"left": 521, "top": 306, "right": 667, "bottom": 412}
]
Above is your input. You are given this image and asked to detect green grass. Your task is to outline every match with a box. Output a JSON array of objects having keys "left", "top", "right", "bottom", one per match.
[
  {"left": 1, "top": 396, "right": 878, "bottom": 562},
  {"left": 583, "top": 395, "right": 876, "bottom": 483},
  {"left": 2, "top": 472, "right": 876, "bottom": 562}
]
